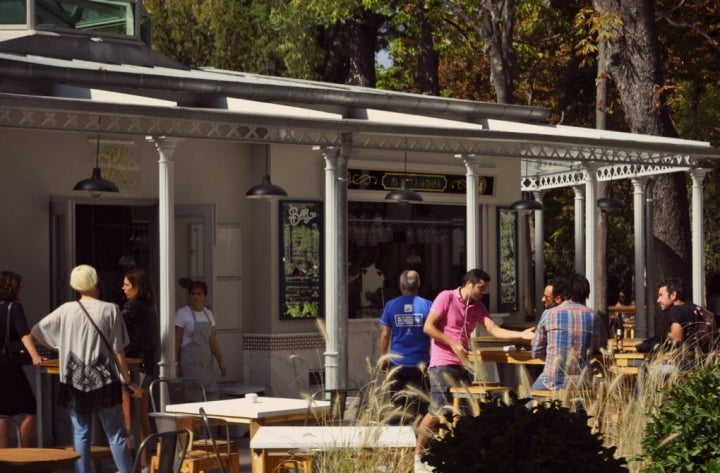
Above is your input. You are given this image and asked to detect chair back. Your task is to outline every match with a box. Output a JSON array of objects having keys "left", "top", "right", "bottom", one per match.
[
  {"left": 149, "top": 377, "right": 208, "bottom": 433},
  {"left": 198, "top": 407, "right": 231, "bottom": 473},
  {"left": 0, "top": 415, "right": 22, "bottom": 447},
  {"left": 133, "top": 428, "right": 191, "bottom": 473},
  {"left": 149, "top": 377, "right": 208, "bottom": 413}
]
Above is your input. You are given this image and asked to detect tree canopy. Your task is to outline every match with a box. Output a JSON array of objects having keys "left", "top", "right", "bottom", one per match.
[{"left": 143, "top": 0, "right": 720, "bottom": 302}]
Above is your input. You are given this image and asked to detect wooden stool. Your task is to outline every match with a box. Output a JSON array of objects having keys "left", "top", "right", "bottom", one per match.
[
  {"left": 150, "top": 445, "right": 240, "bottom": 473},
  {"left": 450, "top": 385, "right": 511, "bottom": 411},
  {"left": 530, "top": 388, "right": 595, "bottom": 413},
  {"left": 623, "top": 321, "right": 636, "bottom": 339}
]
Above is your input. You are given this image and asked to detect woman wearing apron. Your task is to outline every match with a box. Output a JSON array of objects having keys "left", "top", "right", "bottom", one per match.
[{"left": 175, "top": 280, "right": 227, "bottom": 400}]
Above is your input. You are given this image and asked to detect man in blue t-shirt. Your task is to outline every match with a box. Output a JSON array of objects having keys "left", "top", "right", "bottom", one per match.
[{"left": 378, "top": 270, "right": 432, "bottom": 424}]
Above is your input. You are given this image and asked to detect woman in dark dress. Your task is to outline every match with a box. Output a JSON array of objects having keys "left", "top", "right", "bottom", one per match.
[
  {"left": 120, "top": 267, "right": 158, "bottom": 467},
  {"left": 0, "top": 271, "right": 42, "bottom": 447}
]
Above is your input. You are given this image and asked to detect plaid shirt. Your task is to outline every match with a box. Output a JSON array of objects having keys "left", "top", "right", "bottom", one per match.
[{"left": 531, "top": 300, "right": 606, "bottom": 390}]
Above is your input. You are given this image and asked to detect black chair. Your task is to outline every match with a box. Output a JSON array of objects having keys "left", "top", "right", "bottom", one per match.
[
  {"left": 198, "top": 407, "right": 237, "bottom": 473},
  {"left": 133, "top": 428, "right": 191, "bottom": 473},
  {"left": 149, "top": 377, "right": 208, "bottom": 413},
  {"left": 0, "top": 415, "right": 22, "bottom": 447},
  {"left": 149, "top": 377, "right": 208, "bottom": 434}
]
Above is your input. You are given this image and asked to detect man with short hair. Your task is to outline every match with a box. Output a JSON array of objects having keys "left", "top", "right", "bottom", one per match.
[
  {"left": 414, "top": 269, "right": 536, "bottom": 472},
  {"left": 378, "top": 270, "right": 432, "bottom": 425},
  {"left": 657, "top": 277, "right": 697, "bottom": 344},
  {"left": 541, "top": 280, "right": 561, "bottom": 310},
  {"left": 531, "top": 273, "right": 605, "bottom": 392}
]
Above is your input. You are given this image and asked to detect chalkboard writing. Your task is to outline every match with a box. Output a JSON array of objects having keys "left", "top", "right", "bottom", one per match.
[{"left": 280, "top": 201, "right": 323, "bottom": 319}]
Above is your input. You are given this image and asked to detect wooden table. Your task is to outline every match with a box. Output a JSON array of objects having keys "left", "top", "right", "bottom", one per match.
[
  {"left": 469, "top": 347, "right": 544, "bottom": 365},
  {"left": 607, "top": 351, "right": 647, "bottom": 376},
  {"left": 0, "top": 447, "right": 80, "bottom": 472},
  {"left": 249, "top": 425, "right": 415, "bottom": 473},
  {"left": 608, "top": 338, "right": 643, "bottom": 352},
  {"left": 165, "top": 396, "right": 331, "bottom": 439},
  {"left": 471, "top": 336, "right": 531, "bottom": 346}
]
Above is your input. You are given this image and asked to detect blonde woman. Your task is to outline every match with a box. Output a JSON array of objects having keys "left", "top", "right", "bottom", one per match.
[{"left": 32, "top": 265, "right": 142, "bottom": 473}]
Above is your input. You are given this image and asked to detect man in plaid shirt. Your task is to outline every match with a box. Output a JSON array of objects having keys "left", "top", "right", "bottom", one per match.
[{"left": 531, "top": 273, "right": 606, "bottom": 391}]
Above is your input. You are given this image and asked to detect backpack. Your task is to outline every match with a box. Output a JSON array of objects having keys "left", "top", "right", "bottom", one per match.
[{"left": 692, "top": 304, "right": 719, "bottom": 352}]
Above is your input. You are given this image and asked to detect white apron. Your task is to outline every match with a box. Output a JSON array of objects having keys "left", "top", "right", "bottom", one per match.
[{"left": 179, "top": 309, "right": 218, "bottom": 400}]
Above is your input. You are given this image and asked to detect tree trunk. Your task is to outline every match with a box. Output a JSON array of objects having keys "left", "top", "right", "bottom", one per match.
[
  {"left": 479, "top": 0, "right": 516, "bottom": 104},
  {"left": 414, "top": 6, "right": 440, "bottom": 95},
  {"left": 345, "top": 11, "right": 381, "bottom": 87},
  {"left": 593, "top": 0, "right": 691, "bottom": 322},
  {"left": 595, "top": 37, "right": 609, "bottom": 323}
]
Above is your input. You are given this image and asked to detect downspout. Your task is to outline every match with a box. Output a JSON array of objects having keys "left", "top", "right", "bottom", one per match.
[{"left": 645, "top": 178, "right": 655, "bottom": 337}]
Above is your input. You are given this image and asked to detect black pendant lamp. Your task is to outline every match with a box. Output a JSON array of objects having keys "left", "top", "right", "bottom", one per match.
[
  {"left": 510, "top": 191, "right": 544, "bottom": 212},
  {"left": 73, "top": 134, "right": 119, "bottom": 198},
  {"left": 385, "top": 142, "right": 422, "bottom": 204},
  {"left": 597, "top": 172, "right": 624, "bottom": 210},
  {"left": 246, "top": 146, "right": 288, "bottom": 199}
]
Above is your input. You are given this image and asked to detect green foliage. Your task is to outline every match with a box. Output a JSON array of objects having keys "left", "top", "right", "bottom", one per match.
[
  {"left": 423, "top": 395, "right": 627, "bottom": 473},
  {"left": 641, "top": 364, "right": 720, "bottom": 472}
]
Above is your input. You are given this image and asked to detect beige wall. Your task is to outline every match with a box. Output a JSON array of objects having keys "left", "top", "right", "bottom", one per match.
[{"left": 0, "top": 127, "right": 524, "bottom": 395}]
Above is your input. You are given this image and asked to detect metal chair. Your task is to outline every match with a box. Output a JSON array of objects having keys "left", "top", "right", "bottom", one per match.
[
  {"left": 136, "top": 428, "right": 191, "bottom": 473},
  {"left": 196, "top": 407, "right": 239, "bottom": 473},
  {"left": 0, "top": 415, "right": 22, "bottom": 447},
  {"left": 149, "top": 377, "right": 208, "bottom": 413},
  {"left": 149, "top": 377, "right": 208, "bottom": 434}
]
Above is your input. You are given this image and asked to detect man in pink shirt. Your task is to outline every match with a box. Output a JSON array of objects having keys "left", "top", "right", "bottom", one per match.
[{"left": 414, "top": 269, "right": 536, "bottom": 472}]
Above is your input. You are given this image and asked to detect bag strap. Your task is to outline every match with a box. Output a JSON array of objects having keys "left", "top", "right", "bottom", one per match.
[
  {"left": 3, "top": 302, "right": 13, "bottom": 344},
  {"left": 77, "top": 301, "right": 122, "bottom": 381}
]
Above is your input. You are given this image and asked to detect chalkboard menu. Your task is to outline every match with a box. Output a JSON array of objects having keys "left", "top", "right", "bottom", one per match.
[{"left": 279, "top": 200, "right": 324, "bottom": 319}]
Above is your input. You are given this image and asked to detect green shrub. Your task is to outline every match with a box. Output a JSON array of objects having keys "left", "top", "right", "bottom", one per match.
[
  {"left": 422, "top": 394, "right": 627, "bottom": 473},
  {"left": 641, "top": 363, "right": 720, "bottom": 472}
]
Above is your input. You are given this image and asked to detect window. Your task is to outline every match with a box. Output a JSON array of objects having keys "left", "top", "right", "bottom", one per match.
[
  {"left": 497, "top": 207, "right": 518, "bottom": 312},
  {"left": 0, "top": 0, "right": 27, "bottom": 25},
  {"left": 35, "top": 0, "right": 136, "bottom": 36}
]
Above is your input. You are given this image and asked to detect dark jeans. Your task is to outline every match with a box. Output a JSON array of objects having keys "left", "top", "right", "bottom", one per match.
[{"left": 385, "top": 364, "right": 429, "bottom": 424}]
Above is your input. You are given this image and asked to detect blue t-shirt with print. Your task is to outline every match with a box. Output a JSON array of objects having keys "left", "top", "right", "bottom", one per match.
[{"left": 380, "top": 294, "right": 433, "bottom": 367}]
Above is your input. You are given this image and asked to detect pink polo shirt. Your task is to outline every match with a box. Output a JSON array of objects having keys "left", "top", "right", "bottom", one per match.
[{"left": 428, "top": 288, "right": 490, "bottom": 368}]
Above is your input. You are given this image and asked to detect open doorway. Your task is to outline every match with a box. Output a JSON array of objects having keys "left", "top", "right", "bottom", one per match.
[{"left": 74, "top": 204, "right": 158, "bottom": 306}]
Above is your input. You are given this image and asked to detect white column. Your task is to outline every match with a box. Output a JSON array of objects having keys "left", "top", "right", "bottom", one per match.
[
  {"left": 690, "top": 169, "right": 710, "bottom": 305},
  {"left": 146, "top": 136, "right": 179, "bottom": 390},
  {"left": 572, "top": 185, "right": 585, "bottom": 274},
  {"left": 320, "top": 135, "right": 351, "bottom": 390},
  {"left": 631, "top": 177, "right": 647, "bottom": 338},
  {"left": 533, "top": 191, "right": 545, "bottom": 316},
  {"left": 584, "top": 165, "right": 598, "bottom": 309},
  {"left": 463, "top": 156, "right": 480, "bottom": 269}
]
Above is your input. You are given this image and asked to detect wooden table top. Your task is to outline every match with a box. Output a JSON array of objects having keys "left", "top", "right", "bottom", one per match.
[
  {"left": 469, "top": 347, "right": 545, "bottom": 365},
  {"left": 0, "top": 447, "right": 80, "bottom": 473},
  {"left": 608, "top": 305, "right": 636, "bottom": 314},
  {"left": 471, "top": 336, "right": 531, "bottom": 346}
]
